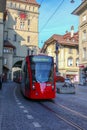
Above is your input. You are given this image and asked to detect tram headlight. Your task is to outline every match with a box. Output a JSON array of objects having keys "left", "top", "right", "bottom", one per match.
[
  {"left": 32, "top": 85, "right": 36, "bottom": 90},
  {"left": 52, "top": 85, "right": 54, "bottom": 90}
]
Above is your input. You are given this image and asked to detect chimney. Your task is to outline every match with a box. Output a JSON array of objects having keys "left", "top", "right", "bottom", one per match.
[
  {"left": 71, "top": 25, "right": 74, "bottom": 37},
  {"left": 66, "top": 30, "right": 68, "bottom": 33}
]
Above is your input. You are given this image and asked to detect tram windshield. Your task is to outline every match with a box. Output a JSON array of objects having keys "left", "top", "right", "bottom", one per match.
[
  {"left": 29, "top": 56, "right": 54, "bottom": 83},
  {"left": 31, "top": 62, "right": 53, "bottom": 83}
]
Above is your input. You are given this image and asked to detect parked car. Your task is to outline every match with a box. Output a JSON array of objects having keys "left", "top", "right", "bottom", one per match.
[
  {"left": 64, "top": 78, "right": 75, "bottom": 88},
  {"left": 65, "top": 78, "right": 71, "bottom": 84}
]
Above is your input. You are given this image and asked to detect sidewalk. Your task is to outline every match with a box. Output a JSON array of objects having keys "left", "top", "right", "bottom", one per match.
[
  {"left": 0, "top": 82, "right": 12, "bottom": 129},
  {"left": 0, "top": 83, "right": 4, "bottom": 130}
]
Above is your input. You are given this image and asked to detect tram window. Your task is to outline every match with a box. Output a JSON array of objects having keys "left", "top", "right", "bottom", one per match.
[{"left": 49, "top": 66, "right": 54, "bottom": 82}]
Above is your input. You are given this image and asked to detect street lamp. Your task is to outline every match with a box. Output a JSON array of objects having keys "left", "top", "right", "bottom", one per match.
[{"left": 55, "top": 42, "right": 60, "bottom": 75}]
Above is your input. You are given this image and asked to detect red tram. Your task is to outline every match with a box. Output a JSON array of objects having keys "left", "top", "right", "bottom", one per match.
[{"left": 21, "top": 55, "right": 56, "bottom": 99}]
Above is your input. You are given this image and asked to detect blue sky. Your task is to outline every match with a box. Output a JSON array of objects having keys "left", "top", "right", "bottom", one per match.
[{"left": 36, "top": 0, "right": 82, "bottom": 48}]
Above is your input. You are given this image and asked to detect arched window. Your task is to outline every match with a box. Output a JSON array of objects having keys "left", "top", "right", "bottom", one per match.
[{"left": 67, "top": 57, "right": 73, "bottom": 66}]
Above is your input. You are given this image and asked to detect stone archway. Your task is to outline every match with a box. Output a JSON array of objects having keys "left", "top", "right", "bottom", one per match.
[
  {"left": 12, "top": 60, "right": 23, "bottom": 81},
  {"left": 13, "top": 60, "right": 23, "bottom": 68}
]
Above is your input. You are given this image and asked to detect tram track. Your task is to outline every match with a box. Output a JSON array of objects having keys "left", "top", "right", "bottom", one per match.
[
  {"left": 39, "top": 102, "right": 85, "bottom": 130},
  {"left": 16, "top": 85, "right": 86, "bottom": 130},
  {"left": 52, "top": 100, "right": 87, "bottom": 120}
]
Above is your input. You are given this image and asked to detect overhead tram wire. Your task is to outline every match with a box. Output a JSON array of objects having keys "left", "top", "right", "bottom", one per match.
[
  {"left": 39, "top": 0, "right": 65, "bottom": 33},
  {"left": 40, "top": 0, "right": 44, "bottom": 5},
  {"left": 30, "top": 0, "right": 65, "bottom": 47}
]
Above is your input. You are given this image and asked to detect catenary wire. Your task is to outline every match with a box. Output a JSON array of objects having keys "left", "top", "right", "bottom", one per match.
[
  {"left": 30, "top": 0, "right": 65, "bottom": 46},
  {"left": 39, "top": 0, "right": 65, "bottom": 33},
  {"left": 40, "top": 0, "right": 44, "bottom": 5}
]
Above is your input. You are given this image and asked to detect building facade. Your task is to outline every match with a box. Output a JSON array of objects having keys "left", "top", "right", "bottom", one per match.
[
  {"left": 0, "top": 0, "right": 6, "bottom": 75},
  {"left": 72, "top": 0, "right": 87, "bottom": 84},
  {"left": 41, "top": 27, "right": 79, "bottom": 83},
  {"left": 3, "top": 40, "right": 15, "bottom": 81},
  {"left": 3, "top": 0, "right": 40, "bottom": 80}
]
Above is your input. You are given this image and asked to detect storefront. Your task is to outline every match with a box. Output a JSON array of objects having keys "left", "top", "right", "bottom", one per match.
[
  {"left": 79, "top": 64, "right": 87, "bottom": 85},
  {"left": 66, "top": 71, "right": 79, "bottom": 83},
  {"left": 82, "top": 67, "right": 87, "bottom": 84}
]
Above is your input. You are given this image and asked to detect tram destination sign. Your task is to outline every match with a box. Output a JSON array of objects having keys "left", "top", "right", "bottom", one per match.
[{"left": 30, "top": 56, "right": 53, "bottom": 63}]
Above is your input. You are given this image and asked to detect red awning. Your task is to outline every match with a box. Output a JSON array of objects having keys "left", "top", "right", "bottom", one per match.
[{"left": 78, "top": 64, "right": 84, "bottom": 68}]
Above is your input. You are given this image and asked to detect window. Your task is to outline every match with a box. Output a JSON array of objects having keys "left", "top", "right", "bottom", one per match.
[
  {"left": 68, "top": 57, "right": 73, "bottom": 66},
  {"left": 76, "top": 58, "right": 79, "bottom": 66},
  {"left": 76, "top": 48, "right": 79, "bottom": 55},
  {"left": 83, "top": 47, "right": 86, "bottom": 59},
  {"left": 24, "top": 63, "right": 30, "bottom": 89},
  {"left": 4, "top": 32, "right": 8, "bottom": 40},
  {"left": 4, "top": 58, "right": 7, "bottom": 65},
  {"left": 3, "top": 48, "right": 9, "bottom": 53},
  {"left": 10, "top": 2, "right": 12, "bottom": 7},
  {"left": 25, "top": 5, "right": 27, "bottom": 10},
  {"left": 33, "top": 7, "right": 34, "bottom": 12},
  {"left": 13, "top": 3, "right": 16, "bottom": 8},
  {"left": 15, "top": 17, "right": 17, "bottom": 23},
  {"left": 82, "top": 15, "right": 86, "bottom": 22},
  {"left": 13, "top": 49, "right": 16, "bottom": 55},
  {"left": 29, "top": 6, "right": 31, "bottom": 10},
  {"left": 82, "top": 30, "right": 87, "bottom": 41},
  {"left": 4, "top": 48, "right": 12, "bottom": 53},
  {"left": 27, "top": 36, "right": 30, "bottom": 43},
  {"left": 13, "top": 34, "right": 17, "bottom": 41},
  {"left": 28, "top": 19, "right": 30, "bottom": 25},
  {"left": 20, "top": 22, "right": 25, "bottom": 29},
  {"left": 72, "top": 39, "right": 75, "bottom": 42},
  {"left": 19, "top": 4, "right": 20, "bottom": 9},
  {"left": 69, "top": 48, "right": 73, "bottom": 54}
]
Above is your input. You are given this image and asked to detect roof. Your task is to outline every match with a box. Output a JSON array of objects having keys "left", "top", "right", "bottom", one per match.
[
  {"left": 41, "top": 32, "right": 79, "bottom": 52},
  {"left": 7, "top": 0, "right": 40, "bottom": 7},
  {"left": 47, "top": 32, "right": 78, "bottom": 45},
  {"left": 4, "top": 40, "right": 16, "bottom": 49},
  {"left": 3, "top": 65, "right": 9, "bottom": 70},
  {"left": 72, "top": 0, "right": 87, "bottom": 15}
]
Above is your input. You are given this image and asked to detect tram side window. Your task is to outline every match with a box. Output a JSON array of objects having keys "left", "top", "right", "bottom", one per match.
[
  {"left": 49, "top": 65, "right": 54, "bottom": 82},
  {"left": 24, "top": 63, "right": 30, "bottom": 89}
]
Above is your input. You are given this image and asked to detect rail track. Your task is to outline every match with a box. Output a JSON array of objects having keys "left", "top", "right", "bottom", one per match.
[
  {"left": 39, "top": 101, "right": 85, "bottom": 130},
  {"left": 16, "top": 84, "right": 86, "bottom": 130}
]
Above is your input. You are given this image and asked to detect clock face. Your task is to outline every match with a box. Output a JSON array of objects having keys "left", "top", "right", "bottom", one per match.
[{"left": 19, "top": 12, "right": 27, "bottom": 19}]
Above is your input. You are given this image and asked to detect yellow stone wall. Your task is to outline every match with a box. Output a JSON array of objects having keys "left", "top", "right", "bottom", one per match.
[{"left": 6, "top": 0, "right": 39, "bottom": 59}]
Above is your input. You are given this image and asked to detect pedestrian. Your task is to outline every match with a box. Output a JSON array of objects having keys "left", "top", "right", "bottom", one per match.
[{"left": 0, "top": 74, "right": 2, "bottom": 90}]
